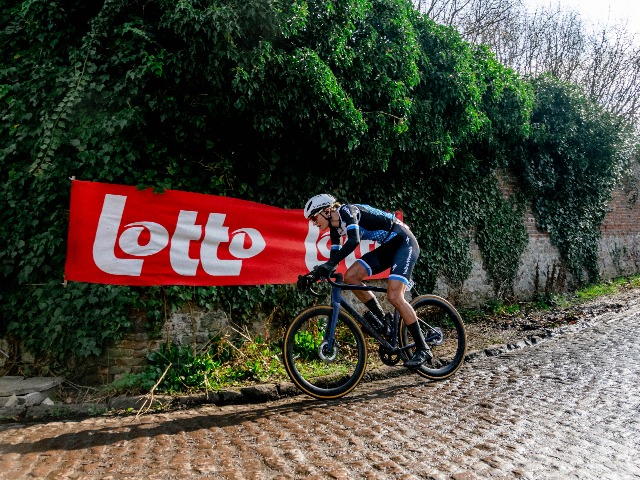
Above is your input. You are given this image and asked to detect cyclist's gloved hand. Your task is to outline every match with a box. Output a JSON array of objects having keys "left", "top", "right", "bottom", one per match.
[
  {"left": 297, "top": 274, "right": 312, "bottom": 291},
  {"left": 313, "top": 261, "right": 336, "bottom": 279}
]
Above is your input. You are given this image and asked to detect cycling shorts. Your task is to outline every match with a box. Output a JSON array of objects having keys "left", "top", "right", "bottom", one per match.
[{"left": 356, "top": 223, "right": 419, "bottom": 286}]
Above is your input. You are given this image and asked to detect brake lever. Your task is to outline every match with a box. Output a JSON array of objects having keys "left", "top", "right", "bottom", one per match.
[{"left": 308, "top": 277, "right": 326, "bottom": 298}]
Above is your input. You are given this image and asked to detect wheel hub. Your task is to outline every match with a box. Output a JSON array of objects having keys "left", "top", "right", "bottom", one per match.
[{"left": 318, "top": 340, "right": 338, "bottom": 361}]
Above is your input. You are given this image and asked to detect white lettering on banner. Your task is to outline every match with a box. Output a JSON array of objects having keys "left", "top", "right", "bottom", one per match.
[
  {"left": 94, "top": 195, "right": 144, "bottom": 276},
  {"left": 200, "top": 214, "right": 266, "bottom": 276},
  {"left": 93, "top": 194, "right": 266, "bottom": 277},
  {"left": 170, "top": 210, "right": 202, "bottom": 276},
  {"left": 303, "top": 223, "right": 377, "bottom": 271},
  {"left": 200, "top": 213, "right": 237, "bottom": 276},
  {"left": 229, "top": 228, "right": 266, "bottom": 258},
  {"left": 119, "top": 222, "right": 169, "bottom": 256}
]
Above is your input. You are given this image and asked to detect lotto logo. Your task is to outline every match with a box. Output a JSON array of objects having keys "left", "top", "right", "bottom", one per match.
[
  {"left": 93, "top": 194, "right": 265, "bottom": 277},
  {"left": 65, "top": 180, "right": 394, "bottom": 286}
]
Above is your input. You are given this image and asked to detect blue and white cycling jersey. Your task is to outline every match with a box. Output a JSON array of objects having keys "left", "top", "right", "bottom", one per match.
[
  {"left": 326, "top": 203, "right": 418, "bottom": 285},
  {"left": 332, "top": 204, "right": 397, "bottom": 244}
]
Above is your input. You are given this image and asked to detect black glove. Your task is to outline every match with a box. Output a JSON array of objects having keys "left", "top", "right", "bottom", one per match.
[
  {"left": 313, "top": 262, "right": 336, "bottom": 279},
  {"left": 297, "top": 274, "right": 313, "bottom": 291}
]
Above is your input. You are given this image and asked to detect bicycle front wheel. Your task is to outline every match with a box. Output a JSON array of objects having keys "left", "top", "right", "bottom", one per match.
[
  {"left": 283, "top": 306, "right": 367, "bottom": 399},
  {"left": 400, "top": 295, "right": 466, "bottom": 380}
]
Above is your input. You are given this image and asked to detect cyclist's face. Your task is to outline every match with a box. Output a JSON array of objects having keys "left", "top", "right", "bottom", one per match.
[{"left": 310, "top": 209, "right": 331, "bottom": 230}]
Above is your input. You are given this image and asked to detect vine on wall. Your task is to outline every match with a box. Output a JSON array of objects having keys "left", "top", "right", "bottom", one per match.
[
  {"left": 0, "top": 1, "right": 637, "bottom": 374},
  {"left": 515, "top": 76, "right": 638, "bottom": 285}
]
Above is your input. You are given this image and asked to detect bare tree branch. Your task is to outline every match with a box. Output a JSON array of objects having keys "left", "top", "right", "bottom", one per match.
[{"left": 413, "top": 0, "right": 640, "bottom": 126}]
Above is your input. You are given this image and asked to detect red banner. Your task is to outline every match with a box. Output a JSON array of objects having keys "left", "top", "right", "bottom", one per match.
[{"left": 64, "top": 180, "right": 394, "bottom": 286}]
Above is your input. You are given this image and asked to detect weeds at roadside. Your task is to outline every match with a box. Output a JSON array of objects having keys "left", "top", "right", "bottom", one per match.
[
  {"left": 105, "top": 329, "right": 288, "bottom": 398},
  {"left": 462, "top": 273, "right": 640, "bottom": 324},
  {"left": 575, "top": 282, "right": 619, "bottom": 301}
]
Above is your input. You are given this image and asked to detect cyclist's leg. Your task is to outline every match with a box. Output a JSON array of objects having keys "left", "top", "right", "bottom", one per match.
[
  {"left": 385, "top": 230, "right": 431, "bottom": 368},
  {"left": 344, "top": 261, "right": 374, "bottom": 304},
  {"left": 386, "top": 279, "right": 416, "bottom": 324},
  {"left": 386, "top": 229, "right": 419, "bottom": 312},
  {"left": 344, "top": 261, "right": 390, "bottom": 334},
  {"left": 388, "top": 278, "right": 430, "bottom": 367},
  {"left": 347, "top": 246, "right": 402, "bottom": 334},
  {"left": 355, "top": 236, "right": 403, "bottom": 305}
]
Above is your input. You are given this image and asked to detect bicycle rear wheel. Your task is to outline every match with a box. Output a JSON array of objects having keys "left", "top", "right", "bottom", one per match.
[
  {"left": 400, "top": 295, "right": 466, "bottom": 380},
  {"left": 283, "top": 306, "right": 367, "bottom": 399}
]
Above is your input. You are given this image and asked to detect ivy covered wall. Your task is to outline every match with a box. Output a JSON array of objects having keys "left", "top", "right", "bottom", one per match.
[{"left": 0, "top": 0, "right": 637, "bottom": 376}]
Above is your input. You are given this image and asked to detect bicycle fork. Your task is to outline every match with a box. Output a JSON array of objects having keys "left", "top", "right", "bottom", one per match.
[{"left": 317, "top": 284, "right": 343, "bottom": 361}]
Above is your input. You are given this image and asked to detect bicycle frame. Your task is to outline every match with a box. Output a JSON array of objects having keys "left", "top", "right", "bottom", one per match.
[{"left": 323, "top": 274, "right": 416, "bottom": 356}]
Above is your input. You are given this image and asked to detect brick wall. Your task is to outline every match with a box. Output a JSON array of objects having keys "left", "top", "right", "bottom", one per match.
[
  {"left": 435, "top": 168, "right": 640, "bottom": 306},
  {"left": 598, "top": 176, "right": 640, "bottom": 277}
]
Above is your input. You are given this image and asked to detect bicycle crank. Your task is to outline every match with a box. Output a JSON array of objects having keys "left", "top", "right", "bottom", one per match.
[{"left": 378, "top": 345, "right": 400, "bottom": 366}]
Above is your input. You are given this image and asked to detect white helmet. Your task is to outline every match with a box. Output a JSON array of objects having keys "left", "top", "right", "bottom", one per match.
[{"left": 304, "top": 193, "right": 336, "bottom": 219}]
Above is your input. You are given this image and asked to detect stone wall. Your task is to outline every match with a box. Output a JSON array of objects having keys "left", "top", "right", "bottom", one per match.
[
  {"left": 90, "top": 176, "right": 640, "bottom": 385},
  {"left": 434, "top": 169, "right": 640, "bottom": 306},
  {"left": 90, "top": 290, "right": 376, "bottom": 385},
  {"left": 90, "top": 171, "right": 640, "bottom": 385},
  {"left": 85, "top": 309, "right": 234, "bottom": 385},
  {"left": 433, "top": 217, "right": 567, "bottom": 306}
]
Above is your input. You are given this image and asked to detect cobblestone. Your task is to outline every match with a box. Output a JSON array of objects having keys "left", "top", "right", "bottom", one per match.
[{"left": 2, "top": 297, "right": 640, "bottom": 479}]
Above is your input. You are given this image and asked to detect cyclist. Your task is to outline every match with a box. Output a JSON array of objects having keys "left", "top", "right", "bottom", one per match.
[{"left": 303, "top": 193, "right": 432, "bottom": 369}]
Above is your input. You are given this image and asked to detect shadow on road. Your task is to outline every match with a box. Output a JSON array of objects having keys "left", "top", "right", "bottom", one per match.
[{"left": 0, "top": 378, "right": 429, "bottom": 454}]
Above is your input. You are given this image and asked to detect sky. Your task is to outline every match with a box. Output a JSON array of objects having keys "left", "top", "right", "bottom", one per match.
[{"left": 523, "top": 0, "right": 640, "bottom": 36}]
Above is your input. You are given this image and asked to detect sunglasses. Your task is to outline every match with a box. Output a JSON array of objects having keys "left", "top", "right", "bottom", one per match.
[{"left": 309, "top": 211, "right": 326, "bottom": 225}]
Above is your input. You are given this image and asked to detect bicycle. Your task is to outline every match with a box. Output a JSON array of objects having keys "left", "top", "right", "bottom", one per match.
[{"left": 283, "top": 271, "right": 467, "bottom": 399}]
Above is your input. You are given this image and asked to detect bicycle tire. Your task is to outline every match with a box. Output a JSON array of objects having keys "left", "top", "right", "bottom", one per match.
[
  {"left": 283, "top": 306, "right": 367, "bottom": 399},
  {"left": 400, "top": 295, "right": 466, "bottom": 380}
]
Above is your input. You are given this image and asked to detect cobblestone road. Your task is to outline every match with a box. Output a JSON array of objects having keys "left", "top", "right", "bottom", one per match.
[{"left": 1, "top": 298, "right": 640, "bottom": 479}]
